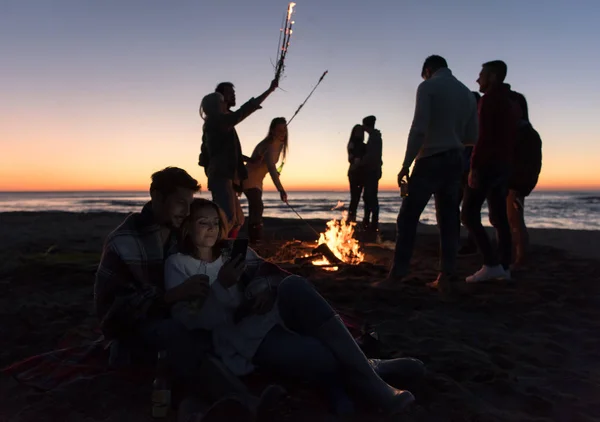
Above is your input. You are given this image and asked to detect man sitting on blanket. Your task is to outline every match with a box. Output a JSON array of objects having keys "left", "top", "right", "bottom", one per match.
[{"left": 93, "top": 166, "right": 283, "bottom": 421}]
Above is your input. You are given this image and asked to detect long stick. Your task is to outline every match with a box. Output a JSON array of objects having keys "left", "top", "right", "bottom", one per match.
[
  {"left": 287, "top": 70, "right": 328, "bottom": 126},
  {"left": 277, "top": 70, "right": 329, "bottom": 175},
  {"left": 285, "top": 202, "right": 321, "bottom": 237}
]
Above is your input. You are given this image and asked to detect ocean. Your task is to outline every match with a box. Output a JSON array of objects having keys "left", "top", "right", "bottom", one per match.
[{"left": 0, "top": 190, "right": 598, "bottom": 231}]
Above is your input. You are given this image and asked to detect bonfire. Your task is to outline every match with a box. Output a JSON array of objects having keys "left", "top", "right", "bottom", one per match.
[{"left": 310, "top": 210, "right": 365, "bottom": 271}]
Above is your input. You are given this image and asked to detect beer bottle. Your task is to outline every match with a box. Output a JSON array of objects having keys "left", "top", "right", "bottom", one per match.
[{"left": 152, "top": 350, "right": 171, "bottom": 419}]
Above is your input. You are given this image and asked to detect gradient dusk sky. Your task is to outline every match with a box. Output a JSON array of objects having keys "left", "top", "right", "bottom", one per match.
[{"left": 1, "top": 0, "right": 599, "bottom": 192}]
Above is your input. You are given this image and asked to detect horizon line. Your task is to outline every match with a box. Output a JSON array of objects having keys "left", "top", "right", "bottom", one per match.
[{"left": 2, "top": 187, "right": 600, "bottom": 193}]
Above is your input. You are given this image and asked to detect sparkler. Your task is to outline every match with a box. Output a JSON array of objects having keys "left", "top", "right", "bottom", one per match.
[{"left": 274, "top": 2, "right": 296, "bottom": 82}]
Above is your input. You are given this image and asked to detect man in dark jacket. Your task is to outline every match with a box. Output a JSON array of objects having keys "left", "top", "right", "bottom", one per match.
[
  {"left": 461, "top": 60, "right": 521, "bottom": 283},
  {"left": 362, "top": 115, "right": 383, "bottom": 232}
]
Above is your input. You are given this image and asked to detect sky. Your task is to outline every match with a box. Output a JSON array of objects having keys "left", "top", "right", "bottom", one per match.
[{"left": 1, "top": 0, "right": 599, "bottom": 192}]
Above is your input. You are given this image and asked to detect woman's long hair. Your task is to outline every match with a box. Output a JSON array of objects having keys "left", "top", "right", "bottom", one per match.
[
  {"left": 179, "top": 198, "right": 229, "bottom": 257},
  {"left": 349, "top": 124, "right": 365, "bottom": 145},
  {"left": 263, "top": 117, "right": 288, "bottom": 164},
  {"left": 199, "top": 92, "right": 224, "bottom": 121}
]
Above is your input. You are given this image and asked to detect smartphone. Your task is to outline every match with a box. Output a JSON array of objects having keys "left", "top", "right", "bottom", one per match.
[{"left": 230, "top": 238, "right": 249, "bottom": 260}]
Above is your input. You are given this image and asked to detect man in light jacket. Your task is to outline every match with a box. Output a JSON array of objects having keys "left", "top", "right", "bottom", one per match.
[{"left": 375, "top": 55, "right": 478, "bottom": 291}]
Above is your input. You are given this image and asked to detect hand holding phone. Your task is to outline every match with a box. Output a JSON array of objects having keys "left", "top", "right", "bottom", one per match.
[
  {"left": 218, "top": 255, "right": 246, "bottom": 288},
  {"left": 230, "top": 238, "right": 249, "bottom": 260}
]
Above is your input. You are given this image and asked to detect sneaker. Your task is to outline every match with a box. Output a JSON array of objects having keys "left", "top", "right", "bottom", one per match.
[{"left": 466, "top": 265, "right": 508, "bottom": 283}]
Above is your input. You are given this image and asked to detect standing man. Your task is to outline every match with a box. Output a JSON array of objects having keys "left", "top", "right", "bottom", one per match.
[
  {"left": 199, "top": 80, "right": 278, "bottom": 238},
  {"left": 376, "top": 55, "right": 478, "bottom": 290},
  {"left": 362, "top": 115, "right": 383, "bottom": 234},
  {"left": 461, "top": 60, "right": 521, "bottom": 282}
]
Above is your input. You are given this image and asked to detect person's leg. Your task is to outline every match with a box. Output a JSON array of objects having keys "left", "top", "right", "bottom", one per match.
[
  {"left": 507, "top": 190, "right": 528, "bottom": 267},
  {"left": 364, "top": 175, "right": 380, "bottom": 231},
  {"left": 434, "top": 153, "right": 463, "bottom": 277},
  {"left": 208, "top": 177, "right": 235, "bottom": 231},
  {"left": 245, "top": 188, "right": 264, "bottom": 244},
  {"left": 348, "top": 174, "right": 361, "bottom": 222},
  {"left": 253, "top": 325, "right": 354, "bottom": 415},
  {"left": 362, "top": 183, "right": 371, "bottom": 228},
  {"left": 387, "top": 158, "right": 437, "bottom": 280},
  {"left": 232, "top": 191, "right": 245, "bottom": 237},
  {"left": 487, "top": 179, "right": 512, "bottom": 272},
  {"left": 253, "top": 325, "right": 339, "bottom": 382},
  {"left": 461, "top": 172, "right": 509, "bottom": 282},
  {"left": 461, "top": 184, "right": 496, "bottom": 266},
  {"left": 276, "top": 275, "right": 336, "bottom": 332},
  {"left": 275, "top": 276, "right": 415, "bottom": 414}
]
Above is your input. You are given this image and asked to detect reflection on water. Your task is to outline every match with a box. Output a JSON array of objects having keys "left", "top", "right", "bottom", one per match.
[{"left": 0, "top": 190, "right": 598, "bottom": 231}]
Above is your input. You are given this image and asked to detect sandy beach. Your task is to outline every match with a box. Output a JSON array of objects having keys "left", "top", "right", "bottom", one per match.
[{"left": 1, "top": 211, "right": 600, "bottom": 422}]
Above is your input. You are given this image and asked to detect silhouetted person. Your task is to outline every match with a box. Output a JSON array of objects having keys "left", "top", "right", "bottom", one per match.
[
  {"left": 458, "top": 91, "right": 482, "bottom": 255},
  {"left": 347, "top": 124, "right": 366, "bottom": 222},
  {"left": 505, "top": 86, "right": 541, "bottom": 269},
  {"left": 243, "top": 117, "right": 289, "bottom": 244},
  {"left": 361, "top": 116, "right": 383, "bottom": 233},
  {"left": 199, "top": 79, "right": 278, "bottom": 238},
  {"left": 461, "top": 60, "right": 520, "bottom": 282},
  {"left": 376, "top": 55, "right": 478, "bottom": 290}
]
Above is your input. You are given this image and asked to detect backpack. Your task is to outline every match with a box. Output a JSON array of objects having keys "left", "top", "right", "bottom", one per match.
[{"left": 509, "top": 122, "right": 542, "bottom": 196}]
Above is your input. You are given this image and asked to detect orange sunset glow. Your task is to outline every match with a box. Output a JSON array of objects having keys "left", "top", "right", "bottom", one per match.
[{"left": 2, "top": 1, "right": 599, "bottom": 194}]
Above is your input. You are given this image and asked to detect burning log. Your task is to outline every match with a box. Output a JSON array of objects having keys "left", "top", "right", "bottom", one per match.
[
  {"left": 293, "top": 254, "right": 320, "bottom": 265},
  {"left": 313, "top": 243, "right": 343, "bottom": 264}
]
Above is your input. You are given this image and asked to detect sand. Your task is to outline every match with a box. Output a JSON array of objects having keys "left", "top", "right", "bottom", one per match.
[{"left": 1, "top": 211, "right": 600, "bottom": 422}]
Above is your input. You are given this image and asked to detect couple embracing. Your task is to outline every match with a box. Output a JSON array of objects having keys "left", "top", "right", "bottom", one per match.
[{"left": 94, "top": 167, "right": 423, "bottom": 421}]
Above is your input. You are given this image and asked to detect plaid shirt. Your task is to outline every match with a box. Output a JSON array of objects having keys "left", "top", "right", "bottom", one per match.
[{"left": 94, "top": 202, "right": 178, "bottom": 339}]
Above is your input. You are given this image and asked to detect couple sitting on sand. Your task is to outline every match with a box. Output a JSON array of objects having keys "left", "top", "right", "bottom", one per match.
[{"left": 94, "top": 166, "right": 425, "bottom": 421}]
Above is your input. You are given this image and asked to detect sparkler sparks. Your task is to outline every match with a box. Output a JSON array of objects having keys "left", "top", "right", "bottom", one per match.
[{"left": 274, "top": 2, "right": 297, "bottom": 82}]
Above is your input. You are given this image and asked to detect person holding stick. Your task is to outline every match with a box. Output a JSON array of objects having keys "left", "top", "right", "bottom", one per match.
[
  {"left": 243, "top": 117, "right": 289, "bottom": 244},
  {"left": 199, "top": 79, "right": 278, "bottom": 239}
]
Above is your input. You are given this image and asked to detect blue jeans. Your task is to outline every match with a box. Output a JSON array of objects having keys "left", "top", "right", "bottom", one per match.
[
  {"left": 391, "top": 149, "right": 463, "bottom": 277},
  {"left": 253, "top": 276, "right": 339, "bottom": 383},
  {"left": 208, "top": 176, "right": 244, "bottom": 229}
]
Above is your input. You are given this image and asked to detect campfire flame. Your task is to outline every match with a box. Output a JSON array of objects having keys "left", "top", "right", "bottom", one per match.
[{"left": 311, "top": 210, "right": 364, "bottom": 270}]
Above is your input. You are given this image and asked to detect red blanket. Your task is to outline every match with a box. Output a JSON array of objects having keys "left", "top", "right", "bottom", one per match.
[{"left": 2, "top": 312, "right": 369, "bottom": 392}]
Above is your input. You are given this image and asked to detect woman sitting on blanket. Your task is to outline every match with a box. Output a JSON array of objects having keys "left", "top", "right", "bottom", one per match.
[{"left": 164, "top": 198, "right": 424, "bottom": 415}]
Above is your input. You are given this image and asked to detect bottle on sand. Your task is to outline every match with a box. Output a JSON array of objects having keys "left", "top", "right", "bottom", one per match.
[{"left": 152, "top": 350, "right": 171, "bottom": 419}]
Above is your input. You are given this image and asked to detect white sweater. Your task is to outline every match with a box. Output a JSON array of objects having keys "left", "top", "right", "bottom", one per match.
[
  {"left": 164, "top": 250, "right": 282, "bottom": 376},
  {"left": 402, "top": 68, "right": 479, "bottom": 169}
]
